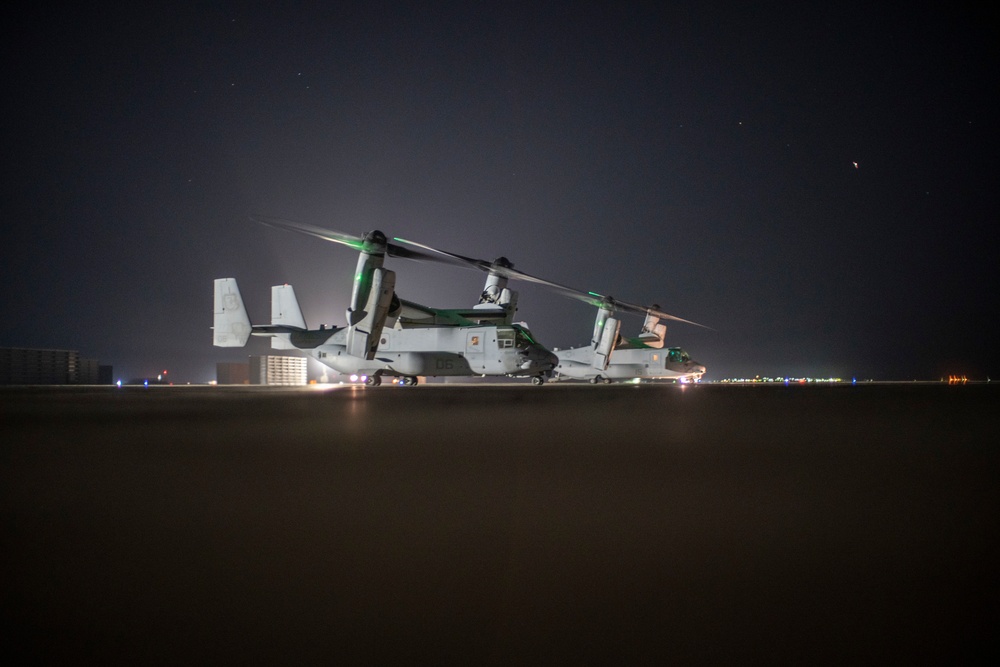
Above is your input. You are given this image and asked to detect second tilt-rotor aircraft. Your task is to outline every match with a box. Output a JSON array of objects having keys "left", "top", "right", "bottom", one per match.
[{"left": 545, "top": 293, "right": 708, "bottom": 384}]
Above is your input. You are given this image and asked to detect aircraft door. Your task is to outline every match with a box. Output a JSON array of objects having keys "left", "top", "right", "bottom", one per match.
[{"left": 465, "top": 331, "right": 486, "bottom": 373}]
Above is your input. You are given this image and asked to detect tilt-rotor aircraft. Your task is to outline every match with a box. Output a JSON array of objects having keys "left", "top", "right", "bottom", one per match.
[
  {"left": 213, "top": 217, "right": 557, "bottom": 386},
  {"left": 387, "top": 239, "right": 710, "bottom": 384},
  {"left": 548, "top": 294, "right": 708, "bottom": 384}
]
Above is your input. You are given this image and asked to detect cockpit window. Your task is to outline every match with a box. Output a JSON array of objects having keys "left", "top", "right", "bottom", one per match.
[
  {"left": 511, "top": 324, "right": 539, "bottom": 347},
  {"left": 667, "top": 348, "right": 690, "bottom": 363}
]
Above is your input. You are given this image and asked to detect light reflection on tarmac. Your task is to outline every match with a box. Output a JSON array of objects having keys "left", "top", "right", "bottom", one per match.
[{"left": 2, "top": 384, "right": 997, "bottom": 664}]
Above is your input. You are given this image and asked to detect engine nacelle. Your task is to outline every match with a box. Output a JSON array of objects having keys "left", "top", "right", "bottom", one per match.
[
  {"left": 592, "top": 316, "right": 621, "bottom": 370},
  {"left": 346, "top": 267, "right": 396, "bottom": 359}
]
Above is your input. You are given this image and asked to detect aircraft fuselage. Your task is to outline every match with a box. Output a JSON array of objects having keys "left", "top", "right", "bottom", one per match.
[
  {"left": 554, "top": 345, "right": 705, "bottom": 382},
  {"left": 288, "top": 323, "right": 556, "bottom": 378}
]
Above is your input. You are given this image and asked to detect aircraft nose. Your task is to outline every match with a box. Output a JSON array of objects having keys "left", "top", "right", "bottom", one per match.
[{"left": 519, "top": 345, "right": 558, "bottom": 371}]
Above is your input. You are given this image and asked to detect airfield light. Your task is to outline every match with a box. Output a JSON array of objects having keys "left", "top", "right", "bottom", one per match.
[
  {"left": 350, "top": 374, "right": 359, "bottom": 382},
  {"left": 116, "top": 380, "right": 122, "bottom": 388}
]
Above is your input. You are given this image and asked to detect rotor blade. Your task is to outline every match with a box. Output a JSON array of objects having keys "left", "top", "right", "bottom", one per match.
[
  {"left": 393, "top": 237, "right": 587, "bottom": 293},
  {"left": 251, "top": 214, "right": 366, "bottom": 251},
  {"left": 391, "top": 237, "right": 494, "bottom": 271},
  {"left": 384, "top": 240, "right": 480, "bottom": 267},
  {"left": 628, "top": 304, "right": 712, "bottom": 329},
  {"left": 581, "top": 291, "right": 713, "bottom": 329},
  {"left": 393, "top": 237, "right": 710, "bottom": 328},
  {"left": 253, "top": 215, "right": 471, "bottom": 265}
]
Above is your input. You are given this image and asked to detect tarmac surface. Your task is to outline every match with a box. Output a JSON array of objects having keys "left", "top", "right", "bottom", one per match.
[{"left": 2, "top": 383, "right": 997, "bottom": 664}]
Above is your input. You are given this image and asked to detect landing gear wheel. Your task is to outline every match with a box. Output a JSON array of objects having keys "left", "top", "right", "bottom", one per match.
[
  {"left": 365, "top": 374, "right": 382, "bottom": 387},
  {"left": 531, "top": 375, "right": 545, "bottom": 386},
  {"left": 402, "top": 376, "right": 418, "bottom": 386},
  {"left": 590, "top": 376, "right": 600, "bottom": 384},
  {"left": 602, "top": 377, "right": 612, "bottom": 384}
]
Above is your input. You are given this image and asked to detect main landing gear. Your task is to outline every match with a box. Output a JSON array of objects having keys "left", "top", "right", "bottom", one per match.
[
  {"left": 364, "top": 373, "right": 419, "bottom": 387},
  {"left": 589, "top": 375, "right": 612, "bottom": 384}
]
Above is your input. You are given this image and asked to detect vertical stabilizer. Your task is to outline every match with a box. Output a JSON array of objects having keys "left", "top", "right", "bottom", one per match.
[
  {"left": 271, "top": 284, "right": 306, "bottom": 329},
  {"left": 214, "top": 278, "right": 252, "bottom": 347}
]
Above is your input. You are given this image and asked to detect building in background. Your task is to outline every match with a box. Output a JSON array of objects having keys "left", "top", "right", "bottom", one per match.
[
  {"left": 216, "top": 362, "right": 250, "bottom": 385},
  {"left": 1, "top": 348, "right": 108, "bottom": 385},
  {"left": 78, "top": 357, "right": 100, "bottom": 384},
  {"left": 249, "top": 355, "right": 307, "bottom": 386}
]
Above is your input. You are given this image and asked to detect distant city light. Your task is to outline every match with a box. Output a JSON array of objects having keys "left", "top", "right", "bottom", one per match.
[{"left": 717, "top": 376, "right": 845, "bottom": 384}]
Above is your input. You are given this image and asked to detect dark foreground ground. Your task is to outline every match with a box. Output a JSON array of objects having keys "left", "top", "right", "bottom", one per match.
[{"left": 2, "top": 383, "right": 997, "bottom": 664}]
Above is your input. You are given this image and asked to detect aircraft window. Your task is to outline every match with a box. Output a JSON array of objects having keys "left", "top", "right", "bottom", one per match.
[
  {"left": 497, "top": 329, "right": 515, "bottom": 349},
  {"left": 512, "top": 324, "right": 536, "bottom": 344},
  {"left": 667, "top": 348, "right": 691, "bottom": 363}
]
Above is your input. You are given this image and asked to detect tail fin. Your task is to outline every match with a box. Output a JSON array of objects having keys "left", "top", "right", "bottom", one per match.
[
  {"left": 270, "top": 284, "right": 306, "bottom": 350},
  {"left": 271, "top": 284, "right": 306, "bottom": 329},
  {"left": 213, "top": 278, "right": 252, "bottom": 347}
]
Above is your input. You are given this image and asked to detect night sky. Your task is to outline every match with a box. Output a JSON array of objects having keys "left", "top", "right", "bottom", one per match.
[{"left": 3, "top": 2, "right": 996, "bottom": 382}]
